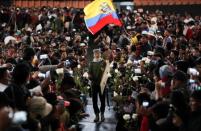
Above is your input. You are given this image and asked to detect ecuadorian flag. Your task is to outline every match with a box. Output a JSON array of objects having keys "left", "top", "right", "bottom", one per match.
[{"left": 84, "top": 0, "right": 122, "bottom": 35}]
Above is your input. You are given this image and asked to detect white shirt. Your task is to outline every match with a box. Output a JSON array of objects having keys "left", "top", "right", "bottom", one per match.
[{"left": 0, "top": 83, "right": 7, "bottom": 92}]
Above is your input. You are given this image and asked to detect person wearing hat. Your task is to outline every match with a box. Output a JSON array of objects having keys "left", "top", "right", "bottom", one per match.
[
  {"left": 139, "top": 32, "right": 152, "bottom": 57},
  {"left": 163, "top": 29, "right": 173, "bottom": 51},
  {"left": 89, "top": 49, "right": 106, "bottom": 122},
  {"left": 171, "top": 70, "right": 190, "bottom": 102},
  {"left": 28, "top": 96, "right": 52, "bottom": 118},
  {"left": 23, "top": 96, "right": 53, "bottom": 131}
]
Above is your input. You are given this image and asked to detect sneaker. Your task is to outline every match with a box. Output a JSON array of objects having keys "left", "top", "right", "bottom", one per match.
[
  {"left": 94, "top": 114, "right": 99, "bottom": 122},
  {"left": 101, "top": 113, "right": 105, "bottom": 122}
]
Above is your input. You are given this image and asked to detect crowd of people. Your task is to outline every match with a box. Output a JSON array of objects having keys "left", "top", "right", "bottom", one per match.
[{"left": 0, "top": 5, "right": 201, "bottom": 131}]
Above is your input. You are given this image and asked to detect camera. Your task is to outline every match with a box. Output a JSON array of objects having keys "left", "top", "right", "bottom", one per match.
[
  {"left": 40, "top": 54, "right": 48, "bottom": 60},
  {"left": 167, "top": 104, "right": 176, "bottom": 120}
]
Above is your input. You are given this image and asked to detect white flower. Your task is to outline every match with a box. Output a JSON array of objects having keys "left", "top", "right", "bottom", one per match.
[
  {"left": 114, "top": 91, "right": 118, "bottom": 97},
  {"left": 132, "top": 114, "right": 138, "bottom": 120},
  {"left": 132, "top": 76, "right": 139, "bottom": 81},
  {"left": 117, "top": 72, "right": 122, "bottom": 77},
  {"left": 69, "top": 70, "right": 73, "bottom": 75},
  {"left": 87, "top": 86, "right": 90, "bottom": 89},
  {"left": 110, "top": 62, "right": 114, "bottom": 68},
  {"left": 77, "top": 64, "right": 81, "bottom": 69},
  {"left": 142, "top": 57, "right": 147, "bottom": 61},
  {"left": 107, "top": 73, "right": 112, "bottom": 78},
  {"left": 138, "top": 60, "right": 141, "bottom": 64},
  {"left": 115, "top": 69, "right": 119, "bottom": 73},
  {"left": 127, "top": 59, "right": 133, "bottom": 65},
  {"left": 83, "top": 72, "right": 89, "bottom": 78},
  {"left": 142, "top": 57, "right": 151, "bottom": 64},
  {"left": 145, "top": 59, "right": 151, "bottom": 64},
  {"left": 123, "top": 114, "right": 131, "bottom": 120}
]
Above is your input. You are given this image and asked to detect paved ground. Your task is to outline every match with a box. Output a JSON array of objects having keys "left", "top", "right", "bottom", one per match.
[{"left": 79, "top": 97, "right": 117, "bottom": 131}]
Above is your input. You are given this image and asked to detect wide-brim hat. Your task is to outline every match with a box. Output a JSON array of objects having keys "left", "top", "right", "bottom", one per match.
[
  {"left": 93, "top": 48, "right": 101, "bottom": 53},
  {"left": 28, "top": 96, "right": 53, "bottom": 117}
]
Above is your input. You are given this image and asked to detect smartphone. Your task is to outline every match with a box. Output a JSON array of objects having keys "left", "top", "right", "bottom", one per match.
[
  {"left": 40, "top": 54, "right": 48, "bottom": 60},
  {"left": 142, "top": 101, "right": 149, "bottom": 107},
  {"left": 147, "top": 51, "right": 154, "bottom": 56},
  {"left": 38, "top": 72, "right": 46, "bottom": 78},
  {"left": 64, "top": 60, "right": 71, "bottom": 67},
  {"left": 65, "top": 36, "right": 71, "bottom": 41}
]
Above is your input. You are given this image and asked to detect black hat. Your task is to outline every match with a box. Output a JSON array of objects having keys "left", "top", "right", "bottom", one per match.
[
  {"left": 173, "top": 70, "right": 187, "bottom": 82},
  {"left": 175, "top": 60, "right": 189, "bottom": 73},
  {"left": 23, "top": 47, "right": 35, "bottom": 61},
  {"left": 154, "top": 46, "right": 165, "bottom": 58}
]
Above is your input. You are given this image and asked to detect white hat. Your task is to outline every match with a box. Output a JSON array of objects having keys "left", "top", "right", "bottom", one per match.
[
  {"left": 147, "top": 30, "right": 156, "bottom": 37},
  {"left": 80, "top": 43, "right": 86, "bottom": 47},
  {"left": 141, "top": 30, "right": 148, "bottom": 35},
  {"left": 4, "top": 36, "right": 17, "bottom": 45},
  {"left": 93, "top": 49, "right": 101, "bottom": 53}
]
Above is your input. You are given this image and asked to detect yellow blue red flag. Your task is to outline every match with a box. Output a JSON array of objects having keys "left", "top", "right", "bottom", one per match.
[{"left": 84, "top": 0, "right": 122, "bottom": 35}]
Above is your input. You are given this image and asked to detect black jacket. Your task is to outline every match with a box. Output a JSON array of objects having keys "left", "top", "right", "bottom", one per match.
[
  {"left": 187, "top": 109, "right": 201, "bottom": 131},
  {"left": 4, "top": 83, "right": 30, "bottom": 111}
]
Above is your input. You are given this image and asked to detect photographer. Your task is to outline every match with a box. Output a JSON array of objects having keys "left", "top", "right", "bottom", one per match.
[
  {"left": 171, "top": 70, "right": 190, "bottom": 102},
  {"left": 135, "top": 92, "right": 151, "bottom": 131}
]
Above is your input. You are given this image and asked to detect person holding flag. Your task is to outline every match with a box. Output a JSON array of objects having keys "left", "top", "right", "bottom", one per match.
[{"left": 84, "top": 0, "right": 122, "bottom": 35}]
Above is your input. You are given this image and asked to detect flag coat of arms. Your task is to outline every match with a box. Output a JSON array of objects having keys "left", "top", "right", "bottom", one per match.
[{"left": 84, "top": 0, "right": 122, "bottom": 35}]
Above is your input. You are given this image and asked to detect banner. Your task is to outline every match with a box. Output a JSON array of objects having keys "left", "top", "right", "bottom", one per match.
[{"left": 100, "top": 60, "right": 110, "bottom": 95}]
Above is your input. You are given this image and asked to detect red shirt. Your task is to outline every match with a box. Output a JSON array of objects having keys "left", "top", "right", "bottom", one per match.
[{"left": 140, "top": 116, "right": 149, "bottom": 131}]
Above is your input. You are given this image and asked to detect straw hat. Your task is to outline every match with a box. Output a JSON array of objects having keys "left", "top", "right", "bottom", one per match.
[{"left": 28, "top": 96, "right": 52, "bottom": 117}]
